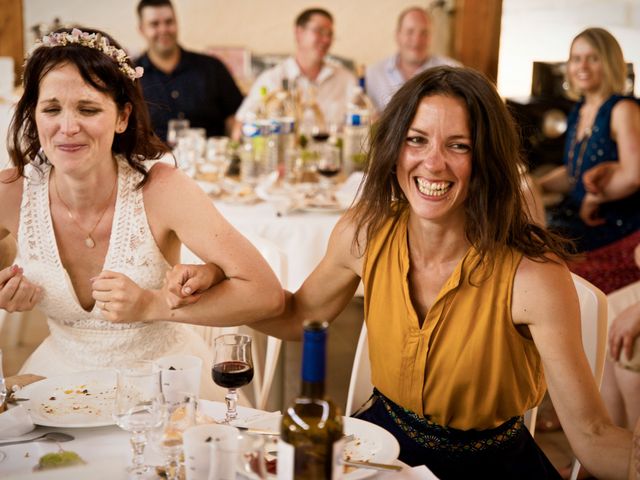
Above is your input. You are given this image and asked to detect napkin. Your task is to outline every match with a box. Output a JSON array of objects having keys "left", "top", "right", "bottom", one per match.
[{"left": 0, "top": 405, "right": 35, "bottom": 439}]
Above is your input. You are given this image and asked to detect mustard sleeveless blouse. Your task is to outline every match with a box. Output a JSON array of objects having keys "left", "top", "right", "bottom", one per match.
[{"left": 362, "top": 210, "right": 546, "bottom": 430}]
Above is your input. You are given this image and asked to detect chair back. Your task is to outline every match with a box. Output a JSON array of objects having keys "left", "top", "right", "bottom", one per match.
[
  {"left": 181, "top": 235, "right": 286, "bottom": 410},
  {"left": 345, "top": 322, "right": 371, "bottom": 417}
]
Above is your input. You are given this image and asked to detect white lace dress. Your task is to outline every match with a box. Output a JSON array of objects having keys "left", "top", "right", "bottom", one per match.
[{"left": 16, "top": 159, "right": 226, "bottom": 401}]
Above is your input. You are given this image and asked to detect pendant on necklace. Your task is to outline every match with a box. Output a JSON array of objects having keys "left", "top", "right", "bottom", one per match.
[{"left": 85, "top": 236, "right": 96, "bottom": 248}]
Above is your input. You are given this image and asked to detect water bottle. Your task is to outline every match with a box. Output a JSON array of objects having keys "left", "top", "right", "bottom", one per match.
[{"left": 343, "top": 84, "right": 373, "bottom": 174}]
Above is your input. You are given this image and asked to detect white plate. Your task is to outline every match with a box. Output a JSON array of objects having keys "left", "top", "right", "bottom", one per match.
[
  {"left": 242, "top": 415, "right": 400, "bottom": 479},
  {"left": 20, "top": 370, "right": 117, "bottom": 428},
  {"left": 298, "top": 204, "right": 345, "bottom": 214}
]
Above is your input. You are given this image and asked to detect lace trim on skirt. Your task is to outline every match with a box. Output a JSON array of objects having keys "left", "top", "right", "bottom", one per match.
[{"left": 373, "top": 388, "right": 524, "bottom": 455}]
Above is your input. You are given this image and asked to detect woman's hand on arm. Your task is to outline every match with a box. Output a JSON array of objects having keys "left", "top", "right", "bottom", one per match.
[
  {"left": 251, "top": 214, "right": 364, "bottom": 341},
  {"left": 513, "top": 257, "right": 631, "bottom": 479},
  {"left": 163, "top": 263, "right": 226, "bottom": 309},
  {"left": 142, "top": 164, "right": 284, "bottom": 327}
]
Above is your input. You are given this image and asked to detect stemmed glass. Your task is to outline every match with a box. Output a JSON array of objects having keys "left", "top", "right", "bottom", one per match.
[
  {"left": 212, "top": 334, "right": 254, "bottom": 423},
  {"left": 113, "top": 361, "right": 163, "bottom": 476},
  {"left": 150, "top": 396, "right": 196, "bottom": 480},
  {"left": 0, "top": 349, "right": 6, "bottom": 464},
  {"left": 315, "top": 143, "right": 342, "bottom": 186},
  {"left": 0, "top": 349, "right": 7, "bottom": 408}
]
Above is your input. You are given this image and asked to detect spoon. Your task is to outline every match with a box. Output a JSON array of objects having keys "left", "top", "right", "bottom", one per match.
[{"left": 0, "top": 432, "right": 75, "bottom": 447}]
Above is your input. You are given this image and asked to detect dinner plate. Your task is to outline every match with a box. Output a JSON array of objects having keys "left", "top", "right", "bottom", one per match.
[
  {"left": 298, "top": 204, "right": 345, "bottom": 214},
  {"left": 20, "top": 370, "right": 117, "bottom": 428},
  {"left": 241, "top": 415, "right": 400, "bottom": 479}
]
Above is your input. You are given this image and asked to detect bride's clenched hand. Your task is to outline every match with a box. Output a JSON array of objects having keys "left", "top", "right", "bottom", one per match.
[
  {"left": 0, "top": 265, "right": 42, "bottom": 313},
  {"left": 92, "top": 270, "right": 162, "bottom": 323}
]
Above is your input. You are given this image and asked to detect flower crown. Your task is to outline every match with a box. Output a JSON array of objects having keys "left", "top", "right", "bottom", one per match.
[{"left": 35, "top": 28, "right": 143, "bottom": 82}]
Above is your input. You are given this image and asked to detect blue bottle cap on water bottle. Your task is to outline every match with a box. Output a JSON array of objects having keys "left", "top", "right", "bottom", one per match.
[{"left": 301, "top": 321, "right": 328, "bottom": 383}]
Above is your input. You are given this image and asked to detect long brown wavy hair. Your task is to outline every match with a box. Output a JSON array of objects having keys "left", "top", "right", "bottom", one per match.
[
  {"left": 7, "top": 27, "right": 169, "bottom": 186},
  {"left": 350, "top": 66, "right": 572, "bottom": 272}
]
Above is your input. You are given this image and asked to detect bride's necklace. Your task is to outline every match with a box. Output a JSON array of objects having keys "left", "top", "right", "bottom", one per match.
[{"left": 53, "top": 171, "right": 117, "bottom": 249}]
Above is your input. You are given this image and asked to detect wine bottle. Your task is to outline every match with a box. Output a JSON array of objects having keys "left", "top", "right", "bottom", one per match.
[{"left": 278, "top": 321, "right": 344, "bottom": 479}]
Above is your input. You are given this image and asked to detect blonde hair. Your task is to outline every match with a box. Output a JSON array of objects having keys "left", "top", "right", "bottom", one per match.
[{"left": 567, "top": 27, "right": 628, "bottom": 98}]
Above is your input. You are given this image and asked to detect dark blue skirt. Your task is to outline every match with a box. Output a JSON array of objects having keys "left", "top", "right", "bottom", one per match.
[{"left": 355, "top": 389, "right": 562, "bottom": 480}]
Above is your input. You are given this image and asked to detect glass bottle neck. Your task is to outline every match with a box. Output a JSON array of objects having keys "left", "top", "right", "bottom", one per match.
[{"left": 301, "top": 380, "right": 325, "bottom": 399}]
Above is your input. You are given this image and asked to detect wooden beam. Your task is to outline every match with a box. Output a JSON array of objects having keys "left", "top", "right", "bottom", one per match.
[
  {"left": 0, "top": 0, "right": 24, "bottom": 87},
  {"left": 452, "top": 0, "right": 503, "bottom": 83}
]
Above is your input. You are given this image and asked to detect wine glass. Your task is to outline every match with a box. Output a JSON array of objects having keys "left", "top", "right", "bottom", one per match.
[
  {"left": 0, "top": 349, "right": 6, "bottom": 464},
  {"left": 167, "top": 119, "right": 190, "bottom": 149},
  {"left": 0, "top": 349, "right": 7, "bottom": 408},
  {"left": 113, "top": 361, "right": 163, "bottom": 476},
  {"left": 150, "top": 396, "right": 196, "bottom": 480},
  {"left": 316, "top": 143, "right": 342, "bottom": 186},
  {"left": 212, "top": 334, "right": 254, "bottom": 423}
]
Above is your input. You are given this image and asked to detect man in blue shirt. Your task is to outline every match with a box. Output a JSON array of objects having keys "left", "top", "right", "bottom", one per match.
[
  {"left": 366, "top": 7, "right": 460, "bottom": 112},
  {"left": 136, "top": 0, "right": 243, "bottom": 142}
]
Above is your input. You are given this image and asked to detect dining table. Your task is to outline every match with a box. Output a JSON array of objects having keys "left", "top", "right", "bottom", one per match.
[
  {"left": 0, "top": 400, "right": 437, "bottom": 479},
  {"left": 214, "top": 199, "right": 341, "bottom": 292}
]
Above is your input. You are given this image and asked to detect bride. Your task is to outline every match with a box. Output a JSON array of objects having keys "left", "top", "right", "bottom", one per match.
[{"left": 0, "top": 28, "right": 283, "bottom": 400}]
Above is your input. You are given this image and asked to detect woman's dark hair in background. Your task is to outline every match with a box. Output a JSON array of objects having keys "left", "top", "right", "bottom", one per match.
[{"left": 8, "top": 27, "right": 169, "bottom": 186}]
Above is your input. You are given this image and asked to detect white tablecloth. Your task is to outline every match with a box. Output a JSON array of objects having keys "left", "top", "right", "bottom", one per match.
[
  {"left": 0, "top": 401, "right": 436, "bottom": 479},
  {"left": 215, "top": 200, "right": 341, "bottom": 291}
]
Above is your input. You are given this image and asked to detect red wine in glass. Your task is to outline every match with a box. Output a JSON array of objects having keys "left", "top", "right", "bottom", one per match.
[
  {"left": 212, "top": 361, "right": 254, "bottom": 388},
  {"left": 212, "top": 334, "right": 253, "bottom": 423},
  {"left": 317, "top": 166, "right": 341, "bottom": 178}
]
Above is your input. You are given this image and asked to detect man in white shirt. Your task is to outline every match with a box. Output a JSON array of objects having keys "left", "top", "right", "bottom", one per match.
[
  {"left": 366, "top": 7, "right": 461, "bottom": 112},
  {"left": 233, "top": 8, "right": 356, "bottom": 139}
]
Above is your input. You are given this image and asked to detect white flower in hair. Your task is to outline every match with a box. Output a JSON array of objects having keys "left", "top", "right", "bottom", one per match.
[{"left": 33, "top": 28, "right": 143, "bottom": 82}]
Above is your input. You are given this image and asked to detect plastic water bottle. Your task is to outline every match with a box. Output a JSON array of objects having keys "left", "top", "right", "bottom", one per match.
[{"left": 343, "top": 84, "right": 373, "bottom": 174}]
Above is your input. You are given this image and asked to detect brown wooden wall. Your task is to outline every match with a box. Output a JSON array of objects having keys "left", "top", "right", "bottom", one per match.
[
  {"left": 452, "top": 0, "right": 503, "bottom": 84},
  {"left": 0, "top": 0, "right": 24, "bottom": 87}
]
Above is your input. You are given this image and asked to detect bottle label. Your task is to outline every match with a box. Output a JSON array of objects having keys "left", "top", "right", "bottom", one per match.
[{"left": 276, "top": 439, "right": 295, "bottom": 480}]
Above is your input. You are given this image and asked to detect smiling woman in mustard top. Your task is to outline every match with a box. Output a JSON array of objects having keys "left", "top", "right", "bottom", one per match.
[{"left": 175, "top": 66, "right": 635, "bottom": 479}]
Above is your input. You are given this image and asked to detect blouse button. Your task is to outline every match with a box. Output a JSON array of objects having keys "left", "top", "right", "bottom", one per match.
[{"left": 171, "top": 90, "right": 180, "bottom": 99}]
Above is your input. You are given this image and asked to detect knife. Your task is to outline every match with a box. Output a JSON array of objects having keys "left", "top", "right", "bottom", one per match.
[{"left": 342, "top": 459, "right": 403, "bottom": 472}]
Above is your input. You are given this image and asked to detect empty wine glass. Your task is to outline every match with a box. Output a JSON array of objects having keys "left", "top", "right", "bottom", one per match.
[
  {"left": 0, "top": 349, "right": 5, "bottom": 465},
  {"left": 167, "top": 119, "right": 190, "bottom": 149},
  {"left": 150, "top": 395, "right": 196, "bottom": 480},
  {"left": 212, "top": 334, "right": 254, "bottom": 424},
  {"left": 0, "top": 349, "right": 7, "bottom": 407},
  {"left": 113, "top": 361, "right": 163, "bottom": 476}
]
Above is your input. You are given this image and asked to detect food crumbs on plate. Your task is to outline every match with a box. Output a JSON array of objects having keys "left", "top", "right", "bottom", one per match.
[
  {"left": 205, "top": 436, "right": 212, "bottom": 443},
  {"left": 63, "top": 390, "right": 73, "bottom": 394},
  {"left": 169, "top": 366, "right": 177, "bottom": 371},
  {"left": 25, "top": 452, "right": 30, "bottom": 458},
  {"left": 49, "top": 396, "right": 56, "bottom": 401}
]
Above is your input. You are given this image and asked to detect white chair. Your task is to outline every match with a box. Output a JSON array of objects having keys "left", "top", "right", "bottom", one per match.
[
  {"left": 345, "top": 321, "right": 371, "bottom": 417},
  {"left": 523, "top": 273, "right": 607, "bottom": 480},
  {"left": 345, "top": 273, "right": 608, "bottom": 480},
  {"left": 181, "top": 234, "right": 286, "bottom": 411}
]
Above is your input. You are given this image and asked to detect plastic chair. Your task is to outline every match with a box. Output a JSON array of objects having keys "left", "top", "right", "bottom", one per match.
[
  {"left": 180, "top": 235, "right": 286, "bottom": 410},
  {"left": 345, "top": 321, "right": 371, "bottom": 417}
]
